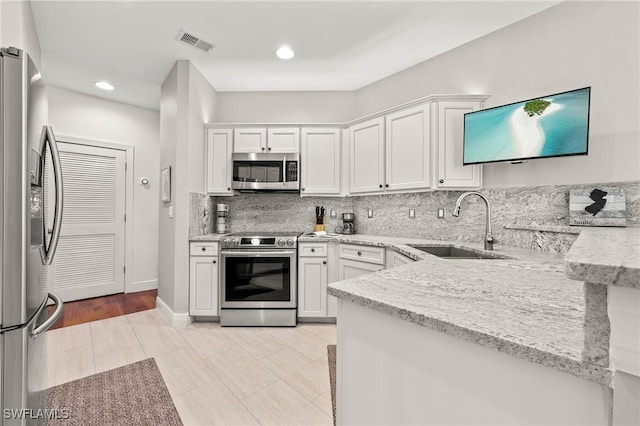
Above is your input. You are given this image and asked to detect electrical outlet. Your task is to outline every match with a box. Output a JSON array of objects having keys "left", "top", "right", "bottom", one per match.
[
  {"left": 367, "top": 208, "right": 373, "bottom": 218},
  {"left": 437, "top": 208, "right": 445, "bottom": 218},
  {"left": 409, "top": 209, "right": 415, "bottom": 218},
  {"left": 330, "top": 210, "right": 337, "bottom": 218}
]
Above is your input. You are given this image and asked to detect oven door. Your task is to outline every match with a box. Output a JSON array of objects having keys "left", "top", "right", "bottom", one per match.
[{"left": 220, "top": 249, "right": 297, "bottom": 309}]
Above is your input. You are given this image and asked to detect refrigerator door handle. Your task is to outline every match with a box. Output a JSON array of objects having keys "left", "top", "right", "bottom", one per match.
[
  {"left": 39, "top": 125, "right": 64, "bottom": 265},
  {"left": 30, "top": 293, "right": 64, "bottom": 338}
]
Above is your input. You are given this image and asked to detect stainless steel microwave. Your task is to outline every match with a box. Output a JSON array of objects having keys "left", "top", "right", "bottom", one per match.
[{"left": 231, "top": 153, "right": 300, "bottom": 192}]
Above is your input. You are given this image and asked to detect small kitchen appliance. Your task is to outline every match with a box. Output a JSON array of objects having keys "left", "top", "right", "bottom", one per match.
[
  {"left": 216, "top": 203, "right": 229, "bottom": 234},
  {"left": 231, "top": 153, "right": 299, "bottom": 192},
  {"left": 220, "top": 232, "right": 300, "bottom": 326},
  {"left": 336, "top": 212, "right": 356, "bottom": 234}
]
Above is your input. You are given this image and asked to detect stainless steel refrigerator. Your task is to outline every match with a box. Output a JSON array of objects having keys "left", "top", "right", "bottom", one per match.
[{"left": 0, "top": 47, "right": 64, "bottom": 425}]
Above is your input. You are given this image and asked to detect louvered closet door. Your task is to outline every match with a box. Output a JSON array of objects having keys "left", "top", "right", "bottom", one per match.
[{"left": 46, "top": 143, "right": 126, "bottom": 302}]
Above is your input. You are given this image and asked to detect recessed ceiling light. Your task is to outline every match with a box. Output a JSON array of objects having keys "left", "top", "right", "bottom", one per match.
[
  {"left": 275, "top": 46, "right": 294, "bottom": 60},
  {"left": 95, "top": 81, "right": 114, "bottom": 91}
]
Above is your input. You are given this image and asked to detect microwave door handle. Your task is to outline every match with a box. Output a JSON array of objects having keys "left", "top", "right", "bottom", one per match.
[
  {"left": 282, "top": 158, "right": 287, "bottom": 183},
  {"left": 39, "top": 126, "right": 64, "bottom": 265}
]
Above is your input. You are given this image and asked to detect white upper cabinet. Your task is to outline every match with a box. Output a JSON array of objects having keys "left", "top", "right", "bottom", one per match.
[
  {"left": 349, "top": 117, "right": 385, "bottom": 194},
  {"left": 206, "top": 128, "right": 233, "bottom": 196},
  {"left": 267, "top": 127, "right": 300, "bottom": 153},
  {"left": 233, "top": 127, "right": 299, "bottom": 153},
  {"left": 233, "top": 128, "right": 266, "bottom": 153},
  {"left": 385, "top": 104, "right": 430, "bottom": 191},
  {"left": 434, "top": 101, "right": 482, "bottom": 189},
  {"left": 300, "top": 128, "right": 341, "bottom": 196},
  {"left": 350, "top": 104, "right": 430, "bottom": 194}
]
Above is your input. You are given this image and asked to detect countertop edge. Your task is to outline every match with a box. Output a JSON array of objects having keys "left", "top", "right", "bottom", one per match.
[
  {"left": 327, "top": 285, "right": 612, "bottom": 387},
  {"left": 564, "top": 228, "right": 640, "bottom": 288}
]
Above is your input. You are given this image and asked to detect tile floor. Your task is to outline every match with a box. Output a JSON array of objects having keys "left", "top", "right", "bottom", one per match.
[{"left": 46, "top": 308, "right": 336, "bottom": 425}]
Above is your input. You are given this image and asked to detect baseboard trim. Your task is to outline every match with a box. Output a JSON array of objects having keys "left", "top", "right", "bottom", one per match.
[
  {"left": 155, "top": 296, "right": 193, "bottom": 328},
  {"left": 127, "top": 279, "right": 158, "bottom": 293},
  {"left": 297, "top": 317, "right": 337, "bottom": 324}
]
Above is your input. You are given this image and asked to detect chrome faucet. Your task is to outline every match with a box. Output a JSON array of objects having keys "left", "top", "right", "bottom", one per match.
[{"left": 452, "top": 192, "right": 494, "bottom": 250}]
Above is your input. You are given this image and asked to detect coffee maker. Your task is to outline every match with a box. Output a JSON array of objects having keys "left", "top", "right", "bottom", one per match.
[{"left": 338, "top": 212, "right": 356, "bottom": 234}]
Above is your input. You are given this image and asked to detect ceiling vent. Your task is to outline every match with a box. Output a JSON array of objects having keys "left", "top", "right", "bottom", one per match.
[{"left": 176, "top": 29, "right": 214, "bottom": 53}]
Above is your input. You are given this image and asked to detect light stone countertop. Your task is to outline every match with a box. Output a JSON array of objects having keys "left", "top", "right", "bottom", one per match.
[
  {"left": 190, "top": 233, "right": 228, "bottom": 242},
  {"left": 189, "top": 229, "right": 638, "bottom": 386},
  {"left": 565, "top": 227, "right": 640, "bottom": 288},
  {"left": 315, "top": 233, "right": 612, "bottom": 386}
]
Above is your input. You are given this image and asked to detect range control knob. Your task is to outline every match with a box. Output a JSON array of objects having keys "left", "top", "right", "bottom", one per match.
[
  {"left": 223, "top": 238, "right": 230, "bottom": 246},
  {"left": 232, "top": 239, "right": 240, "bottom": 246},
  {"left": 286, "top": 239, "right": 294, "bottom": 246},
  {"left": 277, "top": 239, "right": 285, "bottom": 247}
]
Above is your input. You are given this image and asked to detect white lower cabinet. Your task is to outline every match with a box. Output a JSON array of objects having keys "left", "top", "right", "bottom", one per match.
[
  {"left": 189, "top": 242, "right": 219, "bottom": 316},
  {"left": 338, "top": 243, "right": 385, "bottom": 280},
  {"left": 386, "top": 248, "right": 415, "bottom": 268},
  {"left": 338, "top": 258, "right": 385, "bottom": 280},
  {"left": 298, "top": 255, "right": 328, "bottom": 318},
  {"left": 298, "top": 243, "right": 330, "bottom": 319}
]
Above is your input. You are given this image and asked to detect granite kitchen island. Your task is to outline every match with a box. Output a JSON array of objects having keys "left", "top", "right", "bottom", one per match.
[{"left": 327, "top": 228, "right": 639, "bottom": 425}]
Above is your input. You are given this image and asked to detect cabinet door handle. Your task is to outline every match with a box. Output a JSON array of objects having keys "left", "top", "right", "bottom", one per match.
[
  {"left": 212, "top": 259, "right": 217, "bottom": 264},
  {"left": 323, "top": 260, "right": 327, "bottom": 265},
  {"left": 227, "top": 187, "right": 231, "bottom": 191},
  {"left": 201, "top": 247, "right": 206, "bottom": 251},
  {"left": 379, "top": 184, "right": 383, "bottom": 188},
  {"left": 261, "top": 147, "right": 265, "bottom": 151},
  {"left": 311, "top": 248, "right": 315, "bottom": 252},
  {"left": 268, "top": 147, "right": 272, "bottom": 151},
  {"left": 357, "top": 251, "right": 362, "bottom": 256},
  {"left": 385, "top": 184, "right": 389, "bottom": 188},
  {"left": 301, "top": 188, "right": 305, "bottom": 191},
  {"left": 439, "top": 179, "right": 444, "bottom": 184}
]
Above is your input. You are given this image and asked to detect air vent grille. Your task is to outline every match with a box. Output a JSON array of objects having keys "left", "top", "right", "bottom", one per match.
[{"left": 176, "top": 29, "right": 214, "bottom": 53}]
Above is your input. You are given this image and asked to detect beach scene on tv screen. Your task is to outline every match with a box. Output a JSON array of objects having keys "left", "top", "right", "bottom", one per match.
[{"left": 464, "top": 88, "right": 590, "bottom": 164}]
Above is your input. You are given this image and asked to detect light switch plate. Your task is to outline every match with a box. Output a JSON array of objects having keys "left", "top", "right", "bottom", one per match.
[
  {"left": 409, "top": 209, "right": 415, "bottom": 218},
  {"left": 168, "top": 205, "right": 174, "bottom": 219},
  {"left": 437, "top": 208, "right": 445, "bottom": 218},
  {"left": 367, "top": 209, "right": 373, "bottom": 218},
  {"left": 330, "top": 210, "right": 336, "bottom": 218}
]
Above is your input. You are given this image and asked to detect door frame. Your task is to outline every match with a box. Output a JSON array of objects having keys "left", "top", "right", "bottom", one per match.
[{"left": 56, "top": 135, "right": 135, "bottom": 294}]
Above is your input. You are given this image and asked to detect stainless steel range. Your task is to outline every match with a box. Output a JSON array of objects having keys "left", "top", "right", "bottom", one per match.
[{"left": 220, "top": 232, "right": 299, "bottom": 326}]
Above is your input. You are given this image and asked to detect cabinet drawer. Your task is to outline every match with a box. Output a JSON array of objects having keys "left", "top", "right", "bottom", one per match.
[
  {"left": 299, "top": 243, "right": 328, "bottom": 257},
  {"left": 339, "top": 244, "right": 385, "bottom": 265},
  {"left": 190, "top": 242, "right": 219, "bottom": 256}
]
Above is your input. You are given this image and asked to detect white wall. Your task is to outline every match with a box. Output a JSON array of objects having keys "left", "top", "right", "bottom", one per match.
[
  {"left": 354, "top": 1, "right": 640, "bottom": 187},
  {"left": 0, "top": 0, "right": 41, "bottom": 68},
  {"left": 158, "top": 64, "right": 179, "bottom": 310},
  {"left": 47, "top": 86, "right": 161, "bottom": 291},
  {"left": 216, "top": 91, "right": 356, "bottom": 123},
  {"left": 158, "top": 60, "right": 217, "bottom": 320}
]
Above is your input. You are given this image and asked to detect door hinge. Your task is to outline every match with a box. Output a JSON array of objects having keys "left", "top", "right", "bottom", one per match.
[
  {"left": 124, "top": 214, "right": 126, "bottom": 222},
  {"left": 123, "top": 266, "right": 126, "bottom": 274},
  {"left": 125, "top": 162, "right": 128, "bottom": 171}
]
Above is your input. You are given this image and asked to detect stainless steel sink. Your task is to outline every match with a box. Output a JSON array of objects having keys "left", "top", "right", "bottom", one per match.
[{"left": 408, "top": 245, "right": 508, "bottom": 259}]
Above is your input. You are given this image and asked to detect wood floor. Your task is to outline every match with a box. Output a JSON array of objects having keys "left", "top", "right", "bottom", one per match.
[{"left": 47, "top": 289, "right": 157, "bottom": 330}]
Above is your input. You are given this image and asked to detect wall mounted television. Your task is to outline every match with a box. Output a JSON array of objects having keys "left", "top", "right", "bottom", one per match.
[{"left": 463, "top": 87, "right": 591, "bottom": 165}]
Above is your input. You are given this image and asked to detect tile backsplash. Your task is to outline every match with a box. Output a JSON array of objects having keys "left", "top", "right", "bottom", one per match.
[{"left": 190, "top": 180, "right": 639, "bottom": 254}]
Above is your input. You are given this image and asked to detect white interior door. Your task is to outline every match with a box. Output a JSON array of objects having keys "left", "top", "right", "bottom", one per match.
[{"left": 46, "top": 142, "right": 126, "bottom": 302}]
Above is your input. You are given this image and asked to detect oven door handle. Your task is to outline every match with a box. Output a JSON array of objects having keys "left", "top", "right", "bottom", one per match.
[{"left": 220, "top": 250, "right": 297, "bottom": 257}]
